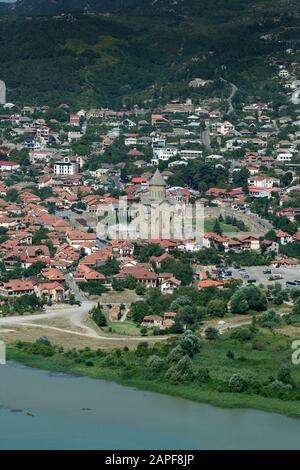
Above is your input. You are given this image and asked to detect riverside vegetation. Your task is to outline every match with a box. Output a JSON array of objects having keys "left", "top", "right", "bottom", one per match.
[{"left": 8, "top": 322, "right": 300, "bottom": 419}]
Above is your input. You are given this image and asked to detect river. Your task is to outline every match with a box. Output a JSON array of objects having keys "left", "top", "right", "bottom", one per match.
[{"left": 0, "top": 362, "right": 300, "bottom": 449}]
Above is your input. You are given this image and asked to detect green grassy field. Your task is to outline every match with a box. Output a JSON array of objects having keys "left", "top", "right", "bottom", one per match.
[
  {"left": 105, "top": 320, "right": 141, "bottom": 336},
  {"left": 204, "top": 219, "right": 239, "bottom": 233}
]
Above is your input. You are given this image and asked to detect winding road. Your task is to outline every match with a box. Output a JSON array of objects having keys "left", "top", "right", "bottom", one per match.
[{"left": 220, "top": 77, "right": 238, "bottom": 115}]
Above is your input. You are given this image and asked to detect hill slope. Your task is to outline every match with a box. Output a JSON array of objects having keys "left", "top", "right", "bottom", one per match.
[{"left": 0, "top": 0, "right": 299, "bottom": 107}]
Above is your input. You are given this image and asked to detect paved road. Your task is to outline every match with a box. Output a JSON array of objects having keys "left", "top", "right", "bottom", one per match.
[{"left": 65, "top": 273, "right": 85, "bottom": 303}]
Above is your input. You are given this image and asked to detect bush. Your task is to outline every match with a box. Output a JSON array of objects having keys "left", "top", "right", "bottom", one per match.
[
  {"left": 140, "top": 326, "right": 148, "bottom": 336},
  {"left": 197, "top": 367, "right": 210, "bottom": 383},
  {"left": 165, "top": 365, "right": 182, "bottom": 384},
  {"left": 277, "top": 366, "right": 295, "bottom": 387},
  {"left": 229, "top": 373, "right": 248, "bottom": 393},
  {"left": 85, "top": 360, "right": 94, "bottom": 367},
  {"left": 166, "top": 345, "right": 185, "bottom": 364},
  {"left": 180, "top": 331, "right": 201, "bottom": 357},
  {"left": 257, "top": 310, "right": 281, "bottom": 329},
  {"left": 226, "top": 350, "right": 235, "bottom": 359},
  {"left": 147, "top": 355, "right": 165, "bottom": 373},
  {"left": 136, "top": 284, "right": 146, "bottom": 296},
  {"left": 230, "top": 285, "right": 266, "bottom": 314},
  {"left": 165, "top": 355, "right": 195, "bottom": 384},
  {"left": 205, "top": 326, "right": 219, "bottom": 340},
  {"left": 207, "top": 299, "right": 227, "bottom": 318},
  {"left": 21, "top": 341, "right": 55, "bottom": 357},
  {"left": 135, "top": 342, "right": 149, "bottom": 357},
  {"left": 35, "top": 336, "right": 52, "bottom": 346},
  {"left": 230, "top": 327, "right": 253, "bottom": 341},
  {"left": 253, "top": 340, "right": 265, "bottom": 351}
]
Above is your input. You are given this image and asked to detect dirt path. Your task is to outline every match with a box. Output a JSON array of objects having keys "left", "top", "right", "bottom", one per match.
[{"left": 0, "top": 300, "right": 168, "bottom": 344}]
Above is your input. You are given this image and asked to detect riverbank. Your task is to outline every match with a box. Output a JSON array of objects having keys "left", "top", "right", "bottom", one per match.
[{"left": 7, "top": 346, "right": 300, "bottom": 420}]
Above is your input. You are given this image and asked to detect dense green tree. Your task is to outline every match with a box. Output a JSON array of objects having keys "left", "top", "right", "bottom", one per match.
[
  {"left": 90, "top": 304, "right": 107, "bottom": 327},
  {"left": 205, "top": 326, "right": 219, "bottom": 340}
]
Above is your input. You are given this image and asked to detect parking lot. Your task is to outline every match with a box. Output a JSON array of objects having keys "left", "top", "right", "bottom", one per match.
[{"left": 222, "top": 266, "right": 300, "bottom": 287}]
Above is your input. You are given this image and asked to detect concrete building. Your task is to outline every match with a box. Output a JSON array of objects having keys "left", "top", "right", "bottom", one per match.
[{"left": 54, "top": 157, "right": 78, "bottom": 176}]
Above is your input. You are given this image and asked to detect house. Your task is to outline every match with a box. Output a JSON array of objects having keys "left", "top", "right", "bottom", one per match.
[
  {"left": 29, "top": 150, "right": 52, "bottom": 164},
  {"left": 271, "top": 258, "right": 299, "bottom": 268},
  {"left": 124, "top": 136, "right": 138, "bottom": 146},
  {"left": 153, "top": 147, "right": 178, "bottom": 161},
  {"left": 0, "top": 161, "right": 20, "bottom": 172},
  {"left": 293, "top": 231, "right": 300, "bottom": 242},
  {"left": 131, "top": 177, "right": 148, "bottom": 185},
  {"left": 261, "top": 239, "right": 279, "bottom": 253},
  {"left": 68, "top": 131, "right": 82, "bottom": 142},
  {"left": 279, "top": 69, "right": 289, "bottom": 78},
  {"left": 115, "top": 266, "right": 157, "bottom": 288},
  {"left": 109, "top": 240, "right": 134, "bottom": 257},
  {"left": 122, "top": 118, "right": 136, "bottom": 127},
  {"left": 275, "top": 230, "right": 293, "bottom": 245},
  {"left": 238, "top": 236, "right": 260, "bottom": 251},
  {"left": 160, "top": 276, "right": 181, "bottom": 295},
  {"left": 150, "top": 252, "right": 174, "bottom": 269},
  {"left": 248, "top": 187, "right": 281, "bottom": 198},
  {"left": 73, "top": 264, "right": 106, "bottom": 283},
  {"left": 198, "top": 279, "right": 224, "bottom": 289},
  {"left": 0, "top": 279, "right": 35, "bottom": 297},
  {"left": 54, "top": 157, "right": 79, "bottom": 176},
  {"left": 66, "top": 230, "right": 96, "bottom": 248},
  {"left": 180, "top": 149, "right": 203, "bottom": 160},
  {"left": 41, "top": 267, "right": 65, "bottom": 283},
  {"left": 69, "top": 114, "right": 81, "bottom": 126},
  {"left": 277, "top": 153, "right": 293, "bottom": 162},
  {"left": 141, "top": 315, "right": 163, "bottom": 328},
  {"left": 152, "top": 137, "right": 166, "bottom": 149},
  {"left": 36, "top": 282, "right": 65, "bottom": 302},
  {"left": 36, "top": 125, "right": 50, "bottom": 140},
  {"left": 128, "top": 149, "right": 144, "bottom": 158},
  {"left": 162, "top": 311, "right": 177, "bottom": 329},
  {"left": 247, "top": 176, "right": 280, "bottom": 189},
  {"left": 26, "top": 245, "right": 50, "bottom": 259},
  {"left": 151, "top": 114, "right": 170, "bottom": 128},
  {"left": 210, "top": 121, "right": 235, "bottom": 135}
]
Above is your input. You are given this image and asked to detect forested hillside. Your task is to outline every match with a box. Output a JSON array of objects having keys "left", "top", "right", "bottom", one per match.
[{"left": 0, "top": 0, "right": 299, "bottom": 107}]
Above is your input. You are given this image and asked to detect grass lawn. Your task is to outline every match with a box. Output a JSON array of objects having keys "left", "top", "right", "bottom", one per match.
[
  {"left": 104, "top": 320, "right": 141, "bottom": 336},
  {"left": 204, "top": 219, "right": 239, "bottom": 233}
]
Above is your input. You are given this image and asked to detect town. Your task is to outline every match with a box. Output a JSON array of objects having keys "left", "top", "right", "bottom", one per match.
[{"left": 0, "top": 62, "right": 299, "bottom": 346}]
